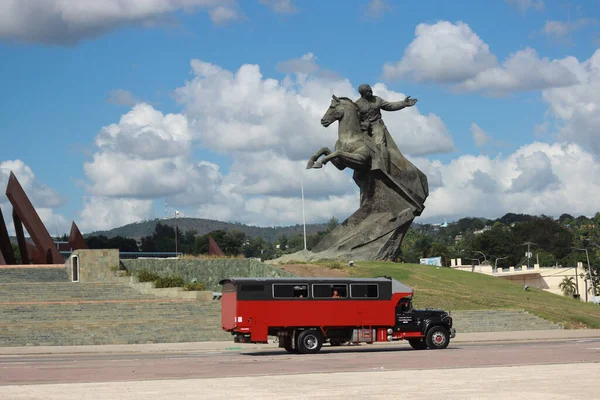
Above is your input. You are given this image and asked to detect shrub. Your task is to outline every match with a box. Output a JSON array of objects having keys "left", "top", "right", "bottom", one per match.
[
  {"left": 324, "top": 261, "right": 344, "bottom": 270},
  {"left": 137, "top": 269, "right": 161, "bottom": 282},
  {"left": 183, "top": 282, "right": 206, "bottom": 291},
  {"left": 154, "top": 275, "right": 185, "bottom": 288}
]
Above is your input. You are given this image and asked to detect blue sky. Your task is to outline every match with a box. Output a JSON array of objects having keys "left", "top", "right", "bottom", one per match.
[{"left": 1, "top": 0, "right": 600, "bottom": 234}]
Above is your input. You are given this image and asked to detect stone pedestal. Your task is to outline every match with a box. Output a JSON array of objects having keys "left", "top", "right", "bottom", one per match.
[{"left": 311, "top": 168, "right": 419, "bottom": 260}]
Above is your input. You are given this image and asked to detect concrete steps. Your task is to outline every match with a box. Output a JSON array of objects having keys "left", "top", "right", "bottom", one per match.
[
  {"left": 0, "top": 268, "right": 68, "bottom": 283},
  {"left": 0, "top": 301, "right": 230, "bottom": 346},
  {"left": 0, "top": 280, "right": 230, "bottom": 346},
  {"left": 450, "top": 310, "right": 563, "bottom": 332},
  {"left": 0, "top": 283, "right": 157, "bottom": 302}
]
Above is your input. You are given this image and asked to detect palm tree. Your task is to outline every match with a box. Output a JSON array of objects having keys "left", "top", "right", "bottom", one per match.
[{"left": 559, "top": 277, "right": 577, "bottom": 298}]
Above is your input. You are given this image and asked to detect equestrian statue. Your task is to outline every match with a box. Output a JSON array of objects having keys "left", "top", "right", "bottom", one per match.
[{"left": 305, "top": 84, "right": 429, "bottom": 261}]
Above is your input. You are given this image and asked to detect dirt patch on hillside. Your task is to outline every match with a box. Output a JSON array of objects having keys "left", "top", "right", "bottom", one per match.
[{"left": 278, "top": 264, "right": 350, "bottom": 278}]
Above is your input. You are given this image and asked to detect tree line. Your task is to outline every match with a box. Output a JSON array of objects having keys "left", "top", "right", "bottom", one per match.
[
  {"left": 77, "top": 212, "right": 599, "bottom": 286},
  {"left": 82, "top": 217, "right": 340, "bottom": 260}
]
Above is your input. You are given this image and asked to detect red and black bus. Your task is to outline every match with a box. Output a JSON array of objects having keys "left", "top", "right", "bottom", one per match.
[{"left": 219, "top": 276, "right": 455, "bottom": 354}]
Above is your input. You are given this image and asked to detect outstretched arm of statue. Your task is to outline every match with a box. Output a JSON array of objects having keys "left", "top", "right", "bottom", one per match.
[{"left": 380, "top": 96, "right": 418, "bottom": 112}]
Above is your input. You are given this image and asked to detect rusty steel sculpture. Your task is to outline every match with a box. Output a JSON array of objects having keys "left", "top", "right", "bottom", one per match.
[{"left": 0, "top": 171, "right": 88, "bottom": 265}]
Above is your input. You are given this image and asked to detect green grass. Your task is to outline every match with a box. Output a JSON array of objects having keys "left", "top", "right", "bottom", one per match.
[{"left": 311, "top": 260, "right": 600, "bottom": 329}]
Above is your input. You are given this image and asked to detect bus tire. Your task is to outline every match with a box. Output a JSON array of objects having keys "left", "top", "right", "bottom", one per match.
[
  {"left": 408, "top": 338, "right": 428, "bottom": 350},
  {"left": 425, "top": 326, "right": 450, "bottom": 350},
  {"left": 296, "top": 329, "right": 323, "bottom": 354}
]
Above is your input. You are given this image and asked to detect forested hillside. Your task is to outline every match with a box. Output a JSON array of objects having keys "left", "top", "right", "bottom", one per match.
[{"left": 85, "top": 217, "right": 327, "bottom": 242}]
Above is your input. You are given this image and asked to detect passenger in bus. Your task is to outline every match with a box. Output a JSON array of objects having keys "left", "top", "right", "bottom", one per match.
[{"left": 332, "top": 289, "right": 341, "bottom": 298}]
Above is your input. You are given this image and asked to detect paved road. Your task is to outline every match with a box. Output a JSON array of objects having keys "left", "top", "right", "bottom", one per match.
[{"left": 1, "top": 338, "right": 600, "bottom": 386}]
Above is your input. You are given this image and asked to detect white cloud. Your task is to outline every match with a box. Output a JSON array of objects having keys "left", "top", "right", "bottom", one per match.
[
  {"left": 471, "top": 123, "right": 490, "bottom": 148},
  {"left": 208, "top": 6, "right": 241, "bottom": 24},
  {"left": 176, "top": 57, "right": 454, "bottom": 159},
  {"left": 80, "top": 55, "right": 454, "bottom": 229},
  {"left": 79, "top": 197, "right": 153, "bottom": 232},
  {"left": 505, "top": 0, "right": 544, "bottom": 14},
  {"left": 366, "top": 0, "right": 392, "bottom": 18},
  {"left": 107, "top": 89, "right": 139, "bottom": 107},
  {"left": 383, "top": 21, "right": 580, "bottom": 95},
  {"left": 83, "top": 103, "right": 217, "bottom": 200},
  {"left": 197, "top": 193, "right": 358, "bottom": 227},
  {"left": 456, "top": 48, "right": 579, "bottom": 95},
  {"left": 0, "top": 160, "right": 70, "bottom": 236},
  {"left": 0, "top": 160, "right": 64, "bottom": 209},
  {"left": 508, "top": 151, "right": 559, "bottom": 193},
  {"left": 542, "top": 49, "right": 600, "bottom": 157},
  {"left": 417, "top": 142, "right": 600, "bottom": 223},
  {"left": 0, "top": 0, "right": 237, "bottom": 45},
  {"left": 259, "top": 0, "right": 297, "bottom": 14},
  {"left": 94, "top": 103, "right": 191, "bottom": 160},
  {"left": 276, "top": 53, "right": 319, "bottom": 75},
  {"left": 542, "top": 19, "right": 597, "bottom": 42},
  {"left": 383, "top": 21, "right": 497, "bottom": 83}
]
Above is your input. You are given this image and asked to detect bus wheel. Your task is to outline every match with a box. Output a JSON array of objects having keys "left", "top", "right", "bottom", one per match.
[
  {"left": 425, "top": 326, "right": 450, "bottom": 350},
  {"left": 296, "top": 329, "right": 323, "bottom": 354},
  {"left": 408, "top": 338, "right": 428, "bottom": 350}
]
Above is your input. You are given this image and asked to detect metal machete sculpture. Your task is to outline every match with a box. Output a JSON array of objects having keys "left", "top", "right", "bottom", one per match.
[{"left": 305, "top": 84, "right": 429, "bottom": 260}]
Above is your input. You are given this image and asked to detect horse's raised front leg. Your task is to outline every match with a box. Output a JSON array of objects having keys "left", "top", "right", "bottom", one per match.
[
  {"left": 313, "top": 150, "right": 369, "bottom": 169},
  {"left": 306, "top": 147, "right": 331, "bottom": 169}
]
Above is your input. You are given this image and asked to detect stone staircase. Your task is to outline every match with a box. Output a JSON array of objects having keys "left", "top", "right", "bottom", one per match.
[
  {"left": 0, "top": 282, "right": 230, "bottom": 347},
  {"left": 0, "top": 282, "right": 153, "bottom": 302},
  {"left": 0, "top": 267, "right": 68, "bottom": 283},
  {"left": 450, "top": 310, "right": 563, "bottom": 332}
]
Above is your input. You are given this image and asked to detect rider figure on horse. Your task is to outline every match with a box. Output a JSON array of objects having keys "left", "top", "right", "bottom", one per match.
[{"left": 355, "top": 84, "right": 417, "bottom": 173}]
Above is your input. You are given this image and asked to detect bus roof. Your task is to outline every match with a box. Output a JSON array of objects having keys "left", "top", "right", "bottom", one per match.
[{"left": 219, "top": 276, "right": 414, "bottom": 294}]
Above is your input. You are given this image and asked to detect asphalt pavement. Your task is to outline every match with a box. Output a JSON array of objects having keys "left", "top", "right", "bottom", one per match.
[{"left": 1, "top": 329, "right": 600, "bottom": 356}]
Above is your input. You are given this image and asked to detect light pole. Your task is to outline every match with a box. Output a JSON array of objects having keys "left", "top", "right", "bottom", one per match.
[
  {"left": 301, "top": 179, "right": 307, "bottom": 251},
  {"left": 472, "top": 250, "right": 487, "bottom": 262},
  {"left": 175, "top": 210, "right": 179, "bottom": 257},
  {"left": 520, "top": 242, "right": 536, "bottom": 269},
  {"left": 494, "top": 256, "right": 508, "bottom": 272},
  {"left": 465, "top": 257, "right": 480, "bottom": 273},
  {"left": 573, "top": 247, "right": 594, "bottom": 302}
]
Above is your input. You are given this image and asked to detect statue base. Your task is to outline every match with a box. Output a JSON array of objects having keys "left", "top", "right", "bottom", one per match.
[
  {"left": 268, "top": 167, "right": 421, "bottom": 264},
  {"left": 310, "top": 167, "right": 417, "bottom": 260}
]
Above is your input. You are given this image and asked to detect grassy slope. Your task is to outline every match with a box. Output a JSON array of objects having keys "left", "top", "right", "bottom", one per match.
[{"left": 322, "top": 261, "right": 600, "bottom": 329}]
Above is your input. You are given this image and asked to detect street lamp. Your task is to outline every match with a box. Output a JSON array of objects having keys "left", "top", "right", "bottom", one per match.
[
  {"left": 301, "top": 179, "right": 307, "bottom": 251},
  {"left": 464, "top": 257, "right": 480, "bottom": 273},
  {"left": 573, "top": 247, "right": 594, "bottom": 302},
  {"left": 458, "top": 249, "right": 484, "bottom": 272},
  {"left": 494, "top": 256, "right": 508, "bottom": 272},
  {"left": 472, "top": 250, "right": 487, "bottom": 263},
  {"left": 175, "top": 210, "right": 179, "bottom": 257}
]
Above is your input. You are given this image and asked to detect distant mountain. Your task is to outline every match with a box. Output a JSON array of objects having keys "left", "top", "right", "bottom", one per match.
[{"left": 85, "top": 217, "right": 328, "bottom": 242}]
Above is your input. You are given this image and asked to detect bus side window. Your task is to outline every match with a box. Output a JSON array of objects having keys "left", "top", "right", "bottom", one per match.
[
  {"left": 350, "top": 284, "right": 379, "bottom": 298},
  {"left": 313, "top": 284, "right": 348, "bottom": 298},
  {"left": 273, "top": 284, "right": 308, "bottom": 298},
  {"left": 293, "top": 285, "right": 308, "bottom": 298}
]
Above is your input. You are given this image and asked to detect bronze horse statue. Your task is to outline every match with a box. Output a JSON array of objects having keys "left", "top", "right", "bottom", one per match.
[
  {"left": 306, "top": 95, "right": 371, "bottom": 171},
  {"left": 307, "top": 94, "right": 429, "bottom": 216}
]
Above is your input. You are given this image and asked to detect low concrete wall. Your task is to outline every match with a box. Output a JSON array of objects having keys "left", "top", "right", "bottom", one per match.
[
  {"left": 116, "top": 275, "right": 216, "bottom": 301},
  {"left": 65, "top": 249, "right": 120, "bottom": 282},
  {"left": 121, "top": 258, "right": 296, "bottom": 291}
]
